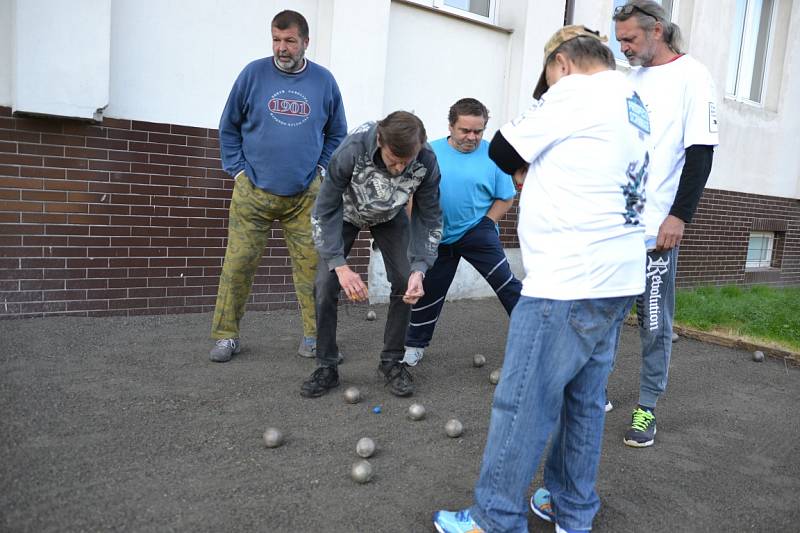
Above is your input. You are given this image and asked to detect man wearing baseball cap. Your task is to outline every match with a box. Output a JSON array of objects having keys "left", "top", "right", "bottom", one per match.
[{"left": 433, "top": 25, "right": 650, "bottom": 533}]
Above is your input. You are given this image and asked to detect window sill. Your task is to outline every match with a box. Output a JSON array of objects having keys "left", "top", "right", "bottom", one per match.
[
  {"left": 393, "top": 0, "right": 513, "bottom": 34},
  {"left": 722, "top": 95, "right": 777, "bottom": 115},
  {"left": 744, "top": 267, "right": 781, "bottom": 284}
]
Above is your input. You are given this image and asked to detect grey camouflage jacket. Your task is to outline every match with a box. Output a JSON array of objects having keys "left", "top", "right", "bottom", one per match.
[{"left": 311, "top": 122, "right": 442, "bottom": 274}]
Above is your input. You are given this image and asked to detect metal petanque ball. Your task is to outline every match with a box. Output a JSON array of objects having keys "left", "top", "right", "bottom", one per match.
[
  {"left": 473, "top": 353, "right": 486, "bottom": 368},
  {"left": 408, "top": 403, "right": 426, "bottom": 421},
  {"left": 753, "top": 350, "right": 765, "bottom": 362},
  {"left": 445, "top": 419, "right": 464, "bottom": 438},
  {"left": 343, "top": 386, "right": 362, "bottom": 404},
  {"left": 366, "top": 310, "right": 377, "bottom": 321},
  {"left": 356, "top": 437, "right": 376, "bottom": 458},
  {"left": 351, "top": 459, "right": 373, "bottom": 483},
  {"left": 671, "top": 332, "right": 679, "bottom": 342},
  {"left": 263, "top": 427, "right": 284, "bottom": 448},
  {"left": 489, "top": 369, "right": 501, "bottom": 385}
]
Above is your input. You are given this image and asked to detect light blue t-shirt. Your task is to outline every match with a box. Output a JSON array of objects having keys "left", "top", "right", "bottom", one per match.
[{"left": 432, "top": 138, "right": 516, "bottom": 244}]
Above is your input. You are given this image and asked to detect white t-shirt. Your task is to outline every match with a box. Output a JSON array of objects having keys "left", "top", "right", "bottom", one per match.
[
  {"left": 500, "top": 70, "right": 649, "bottom": 300},
  {"left": 627, "top": 55, "right": 719, "bottom": 247}
]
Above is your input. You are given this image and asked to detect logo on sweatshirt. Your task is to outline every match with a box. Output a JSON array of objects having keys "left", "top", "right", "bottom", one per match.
[{"left": 268, "top": 90, "right": 310, "bottom": 127}]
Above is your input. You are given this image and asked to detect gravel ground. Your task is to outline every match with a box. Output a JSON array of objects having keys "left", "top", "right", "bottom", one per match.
[{"left": 1, "top": 299, "right": 798, "bottom": 532}]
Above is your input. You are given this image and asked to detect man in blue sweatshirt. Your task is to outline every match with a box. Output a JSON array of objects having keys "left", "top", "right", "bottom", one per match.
[{"left": 210, "top": 10, "right": 347, "bottom": 363}]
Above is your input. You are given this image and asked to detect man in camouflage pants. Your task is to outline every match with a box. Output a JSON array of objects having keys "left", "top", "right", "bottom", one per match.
[{"left": 210, "top": 10, "right": 347, "bottom": 362}]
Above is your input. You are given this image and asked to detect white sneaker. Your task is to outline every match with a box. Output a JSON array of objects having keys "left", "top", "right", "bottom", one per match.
[{"left": 401, "top": 346, "right": 424, "bottom": 366}]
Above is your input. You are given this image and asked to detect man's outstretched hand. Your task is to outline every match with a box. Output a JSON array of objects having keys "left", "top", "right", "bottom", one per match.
[
  {"left": 403, "top": 271, "right": 425, "bottom": 304},
  {"left": 335, "top": 265, "right": 369, "bottom": 302}
]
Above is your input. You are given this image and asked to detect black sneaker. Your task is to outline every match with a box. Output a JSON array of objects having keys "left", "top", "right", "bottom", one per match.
[
  {"left": 379, "top": 361, "right": 415, "bottom": 397},
  {"left": 300, "top": 366, "right": 339, "bottom": 398}
]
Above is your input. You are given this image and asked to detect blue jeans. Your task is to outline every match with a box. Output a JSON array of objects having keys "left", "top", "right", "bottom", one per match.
[
  {"left": 470, "top": 295, "right": 633, "bottom": 532},
  {"left": 636, "top": 247, "right": 678, "bottom": 409},
  {"left": 315, "top": 212, "right": 411, "bottom": 367},
  {"left": 405, "top": 216, "right": 521, "bottom": 348}
]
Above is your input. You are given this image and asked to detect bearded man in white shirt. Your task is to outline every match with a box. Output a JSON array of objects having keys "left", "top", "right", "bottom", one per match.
[{"left": 612, "top": 0, "right": 719, "bottom": 448}]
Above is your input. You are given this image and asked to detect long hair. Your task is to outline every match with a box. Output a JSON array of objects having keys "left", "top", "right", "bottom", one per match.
[{"left": 612, "top": 0, "right": 683, "bottom": 54}]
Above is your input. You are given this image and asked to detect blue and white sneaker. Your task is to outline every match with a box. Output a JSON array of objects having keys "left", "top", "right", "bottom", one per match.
[
  {"left": 402, "top": 345, "right": 424, "bottom": 366},
  {"left": 432, "top": 509, "right": 484, "bottom": 533},
  {"left": 530, "top": 487, "right": 554, "bottom": 523},
  {"left": 530, "top": 488, "right": 585, "bottom": 533}
]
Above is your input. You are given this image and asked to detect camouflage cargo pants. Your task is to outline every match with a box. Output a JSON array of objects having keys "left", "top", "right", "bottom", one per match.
[{"left": 211, "top": 171, "right": 320, "bottom": 340}]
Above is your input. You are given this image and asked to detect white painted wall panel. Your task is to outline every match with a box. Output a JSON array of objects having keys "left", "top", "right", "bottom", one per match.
[
  {"left": 107, "top": 0, "right": 318, "bottom": 128},
  {"left": 13, "top": 0, "right": 110, "bottom": 120},
  {"left": 326, "top": 0, "right": 392, "bottom": 130},
  {"left": 0, "top": 0, "right": 12, "bottom": 107},
  {"left": 383, "top": 2, "right": 511, "bottom": 140}
]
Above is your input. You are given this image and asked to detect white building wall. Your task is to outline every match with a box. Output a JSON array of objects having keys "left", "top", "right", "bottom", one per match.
[
  {"left": 383, "top": 1, "right": 512, "bottom": 140},
  {"left": 322, "top": 0, "right": 392, "bottom": 129},
  {"left": 12, "top": 0, "right": 110, "bottom": 120},
  {"left": 107, "top": 0, "right": 319, "bottom": 128},
  {"left": 705, "top": 0, "right": 800, "bottom": 199},
  {"left": 498, "top": 0, "right": 568, "bottom": 119},
  {"left": 3, "top": 0, "right": 796, "bottom": 198},
  {"left": 0, "top": 0, "right": 12, "bottom": 107},
  {"left": 572, "top": 0, "right": 800, "bottom": 201}
]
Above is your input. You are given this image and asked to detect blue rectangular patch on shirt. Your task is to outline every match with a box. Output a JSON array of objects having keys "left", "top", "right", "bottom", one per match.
[{"left": 627, "top": 97, "right": 650, "bottom": 135}]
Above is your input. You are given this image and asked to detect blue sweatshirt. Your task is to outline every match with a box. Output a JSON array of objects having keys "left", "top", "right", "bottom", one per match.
[{"left": 219, "top": 58, "right": 347, "bottom": 196}]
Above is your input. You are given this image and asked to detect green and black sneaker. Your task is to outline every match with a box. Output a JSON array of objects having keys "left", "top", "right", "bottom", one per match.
[{"left": 623, "top": 407, "right": 656, "bottom": 447}]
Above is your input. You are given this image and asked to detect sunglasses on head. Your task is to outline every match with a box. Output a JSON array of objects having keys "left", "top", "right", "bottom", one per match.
[{"left": 614, "top": 3, "right": 661, "bottom": 20}]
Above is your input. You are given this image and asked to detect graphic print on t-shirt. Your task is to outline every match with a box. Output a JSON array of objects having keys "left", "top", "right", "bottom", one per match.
[
  {"left": 621, "top": 152, "right": 649, "bottom": 226},
  {"left": 268, "top": 89, "right": 311, "bottom": 127},
  {"left": 627, "top": 91, "right": 650, "bottom": 135},
  {"left": 622, "top": 91, "right": 650, "bottom": 226}
]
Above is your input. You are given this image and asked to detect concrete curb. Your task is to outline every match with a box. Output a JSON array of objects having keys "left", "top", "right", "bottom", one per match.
[{"left": 624, "top": 315, "right": 800, "bottom": 365}]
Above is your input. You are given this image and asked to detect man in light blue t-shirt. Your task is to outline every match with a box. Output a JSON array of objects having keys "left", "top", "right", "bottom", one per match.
[{"left": 403, "top": 98, "right": 521, "bottom": 366}]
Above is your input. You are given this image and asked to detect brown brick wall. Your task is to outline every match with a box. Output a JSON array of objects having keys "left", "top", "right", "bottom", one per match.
[
  {"left": 0, "top": 107, "right": 375, "bottom": 318},
  {"left": 678, "top": 188, "right": 800, "bottom": 288},
  {"left": 1, "top": 106, "right": 797, "bottom": 317}
]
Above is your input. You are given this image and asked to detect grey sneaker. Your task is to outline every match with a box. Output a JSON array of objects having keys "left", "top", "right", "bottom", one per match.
[
  {"left": 210, "top": 338, "right": 241, "bottom": 363},
  {"left": 298, "top": 336, "right": 316, "bottom": 358},
  {"left": 623, "top": 407, "right": 657, "bottom": 447},
  {"left": 298, "top": 337, "right": 344, "bottom": 363}
]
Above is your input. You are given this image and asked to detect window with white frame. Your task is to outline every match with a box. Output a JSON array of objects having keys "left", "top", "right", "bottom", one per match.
[
  {"left": 746, "top": 231, "right": 775, "bottom": 268},
  {"left": 433, "top": 0, "right": 497, "bottom": 23},
  {"left": 725, "top": 0, "right": 775, "bottom": 104},
  {"left": 609, "top": 0, "right": 677, "bottom": 64},
  {"left": 405, "top": 0, "right": 498, "bottom": 24}
]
